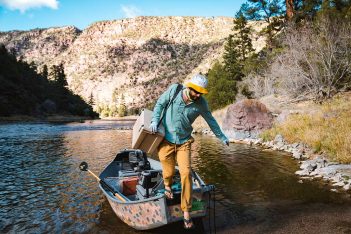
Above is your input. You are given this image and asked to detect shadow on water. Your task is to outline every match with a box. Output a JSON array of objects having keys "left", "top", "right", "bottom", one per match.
[{"left": 1, "top": 121, "right": 351, "bottom": 233}]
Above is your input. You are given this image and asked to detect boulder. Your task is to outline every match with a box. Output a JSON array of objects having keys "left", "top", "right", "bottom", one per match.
[{"left": 222, "top": 99, "right": 274, "bottom": 139}]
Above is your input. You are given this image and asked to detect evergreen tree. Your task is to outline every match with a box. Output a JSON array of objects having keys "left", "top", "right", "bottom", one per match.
[
  {"left": 41, "top": 64, "right": 48, "bottom": 80},
  {"left": 241, "top": 0, "right": 285, "bottom": 48},
  {"left": 206, "top": 62, "right": 238, "bottom": 110},
  {"left": 88, "top": 92, "right": 95, "bottom": 106},
  {"left": 319, "top": 0, "right": 351, "bottom": 18},
  {"left": 223, "top": 34, "right": 243, "bottom": 82},
  {"left": 294, "top": 0, "right": 322, "bottom": 21},
  {"left": 29, "top": 61, "right": 37, "bottom": 72},
  {"left": 50, "top": 63, "right": 68, "bottom": 87},
  {"left": 0, "top": 44, "right": 98, "bottom": 117},
  {"left": 232, "top": 10, "right": 255, "bottom": 62},
  {"left": 9, "top": 47, "right": 16, "bottom": 58}
]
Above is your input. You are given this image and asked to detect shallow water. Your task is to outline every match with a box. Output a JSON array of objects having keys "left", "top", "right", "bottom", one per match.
[{"left": 1, "top": 120, "right": 351, "bottom": 234}]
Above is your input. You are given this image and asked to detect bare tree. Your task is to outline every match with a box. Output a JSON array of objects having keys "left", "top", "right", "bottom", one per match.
[
  {"left": 272, "top": 18, "right": 351, "bottom": 101},
  {"left": 243, "top": 72, "right": 277, "bottom": 98}
]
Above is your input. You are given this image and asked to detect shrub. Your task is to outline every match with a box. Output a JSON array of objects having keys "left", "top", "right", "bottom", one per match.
[{"left": 261, "top": 93, "right": 351, "bottom": 163}]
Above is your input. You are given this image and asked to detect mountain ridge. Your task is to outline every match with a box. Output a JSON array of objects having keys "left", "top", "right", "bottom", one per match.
[{"left": 0, "top": 16, "right": 265, "bottom": 114}]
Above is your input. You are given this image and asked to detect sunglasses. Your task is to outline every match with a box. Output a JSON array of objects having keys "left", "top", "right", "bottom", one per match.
[{"left": 189, "top": 88, "right": 202, "bottom": 95}]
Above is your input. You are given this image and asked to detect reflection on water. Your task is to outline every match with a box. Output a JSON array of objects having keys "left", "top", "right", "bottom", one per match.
[{"left": 0, "top": 121, "right": 350, "bottom": 233}]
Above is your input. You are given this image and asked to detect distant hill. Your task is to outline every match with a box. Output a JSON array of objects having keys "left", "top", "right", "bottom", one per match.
[
  {"left": 0, "top": 16, "right": 266, "bottom": 113},
  {"left": 0, "top": 45, "right": 97, "bottom": 117}
]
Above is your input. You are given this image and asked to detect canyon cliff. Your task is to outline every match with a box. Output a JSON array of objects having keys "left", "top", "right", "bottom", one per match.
[{"left": 0, "top": 16, "right": 265, "bottom": 112}]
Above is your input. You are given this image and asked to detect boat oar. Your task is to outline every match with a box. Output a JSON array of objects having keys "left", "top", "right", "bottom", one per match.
[{"left": 79, "top": 162, "right": 126, "bottom": 202}]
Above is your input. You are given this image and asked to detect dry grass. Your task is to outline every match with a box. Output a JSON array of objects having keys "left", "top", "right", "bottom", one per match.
[
  {"left": 192, "top": 105, "right": 229, "bottom": 132},
  {"left": 261, "top": 92, "right": 351, "bottom": 163}
]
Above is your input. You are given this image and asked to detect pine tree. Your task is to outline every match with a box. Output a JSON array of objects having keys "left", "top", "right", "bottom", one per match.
[
  {"left": 41, "top": 65, "right": 48, "bottom": 80},
  {"left": 29, "top": 61, "right": 37, "bottom": 72},
  {"left": 241, "top": 0, "right": 285, "bottom": 48},
  {"left": 223, "top": 34, "right": 243, "bottom": 82},
  {"left": 88, "top": 92, "right": 95, "bottom": 106},
  {"left": 206, "top": 62, "right": 238, "bottom": 110},
  {"left": 50, "top": 63, "right": 68, "bottom": 87},
  {"left": 233, "top": 10, "right": 255, "bottom": 62},
  {"left": 294, "top": 0, "right": 322, "bottom": 21}
]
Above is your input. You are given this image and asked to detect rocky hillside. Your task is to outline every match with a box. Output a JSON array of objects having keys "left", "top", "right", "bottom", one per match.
[{"left": 0, "top": 16, "right": 265, "bottom": 112}]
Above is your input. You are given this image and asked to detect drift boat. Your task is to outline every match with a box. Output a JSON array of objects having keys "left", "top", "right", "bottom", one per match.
[{"left": 80, "top": 149, "right": 214, "bottom": 230}]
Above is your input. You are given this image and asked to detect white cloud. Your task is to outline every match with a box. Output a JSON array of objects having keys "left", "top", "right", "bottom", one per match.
[
  {"left": 121, "top": 5, "right": 141, "bottom": 18},
  {"left": 0, "top": 0, "right": 59, "bottom": 13}
]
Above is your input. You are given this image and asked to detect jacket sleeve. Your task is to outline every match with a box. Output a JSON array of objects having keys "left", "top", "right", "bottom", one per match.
[
  {"left": 200, "top": 99, "right": 229, "bottom": 142},
  {"left": 151, "top": 84, "right": 177, "bottom": 125}
]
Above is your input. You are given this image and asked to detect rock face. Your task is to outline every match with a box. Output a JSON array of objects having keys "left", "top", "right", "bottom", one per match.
[
  {"left": 0, "top": 16, "right": 266, "bottom": 111},
  {"left": 0, "top": 26, "right": 81, "bottom": 66},
  {"left": 222, "top": 99, "right": 273, "bottom": 139}
]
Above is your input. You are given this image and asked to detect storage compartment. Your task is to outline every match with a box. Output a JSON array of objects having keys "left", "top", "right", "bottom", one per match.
[
  {"left": 132, "top": 109, "right": 165, "bottom": 155},
  {"left": 120, "top": 177, "right": 139, "bottom": 196}
]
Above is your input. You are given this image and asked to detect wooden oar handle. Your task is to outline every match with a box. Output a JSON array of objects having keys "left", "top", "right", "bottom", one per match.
[
  {"left": 87, "top": 169, "right": 101, "bottom": 181},
  {"left": 87, "top": 169, "right": 126, "bottom": 202}
]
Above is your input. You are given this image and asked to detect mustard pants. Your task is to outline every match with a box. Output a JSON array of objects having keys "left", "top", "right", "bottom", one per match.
[{"left": 158, "top": 139, "right": 193, "bottom": 211}]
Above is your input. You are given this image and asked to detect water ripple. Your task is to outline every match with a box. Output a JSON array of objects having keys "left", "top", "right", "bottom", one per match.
[{"left": 1, "top": 122, "right": 351, "bottom": 233}]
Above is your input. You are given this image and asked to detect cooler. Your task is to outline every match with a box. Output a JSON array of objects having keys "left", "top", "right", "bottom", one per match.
[
  {"left": 120, "top": 177, "right": 138, "bottom": 196},
  {"left": 132, "top": 109, "right": 165, "bottom": 155}
]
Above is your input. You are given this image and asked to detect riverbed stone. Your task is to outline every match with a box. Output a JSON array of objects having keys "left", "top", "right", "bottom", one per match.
[
  {"left": 292, "top": 150, "right": 303, "bottom": 160},
  {"left": 296, "top": 169, "right": 309, "bottom": 176},
  {"left": 333, "top": 181, "right": 345, "bottom": 187},
  {"left": 222, "top": 99, "right": 274, "bottom": 140},
  {"left": 343, "top": 183, "right": 351, "bottom": 190}
]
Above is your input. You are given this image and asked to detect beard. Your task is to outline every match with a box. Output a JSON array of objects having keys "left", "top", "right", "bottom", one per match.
[{"left": 189, "top": 92, "right": 200, "bottom": 101}]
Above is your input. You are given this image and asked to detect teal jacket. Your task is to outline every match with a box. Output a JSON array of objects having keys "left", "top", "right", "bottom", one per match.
[{"left": 152, "top": 84, "right": 228, "bottom": 144}]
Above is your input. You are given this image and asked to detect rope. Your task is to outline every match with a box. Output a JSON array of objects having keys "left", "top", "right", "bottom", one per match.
[
  {"left": 213, "top": 187, "right": 216, "bottom": 234},
  {"left": 208, "top": 191, "right": 211, "bottom": 233},
  {"left": 207, "top": 186, "right": 216, "bottom": 234}
]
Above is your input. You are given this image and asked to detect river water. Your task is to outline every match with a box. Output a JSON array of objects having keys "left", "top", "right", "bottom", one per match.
[{"left": 1, "top": 120, "right": 351, "bottom": 234}]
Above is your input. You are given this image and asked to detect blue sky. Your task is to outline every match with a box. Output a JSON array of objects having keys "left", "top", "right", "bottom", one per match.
[{"left": 0, "top": 0, "right": 246, "bottom": 32}]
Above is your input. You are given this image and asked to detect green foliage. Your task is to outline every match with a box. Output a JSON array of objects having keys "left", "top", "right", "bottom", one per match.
[
  {"left": 240, "top": 83, "right": 254, "bottom": 99},
  {"left": 290, "top": 0, "right": 351, "bottom": 23},
  {"left": 206, "top": 62, "right": 238, "bottom": 110},
  {"left": 223, "top": 35, "right": 243, "bottom": 81},
  {"left": 88, "top": 92, "right": 95, "bottom": 106},
  {"left": 0, "top": 44, "right": 98, "bottom": 117},
  {"left": 293, "top": 0, "right": 322, "bottom": 21},
  {"left": 241, "top": 0, "right": 285, "bottom": 48},
  {"left": 317, "top": 0, "right": 351, "bottom": 20},
  {"left": 233, "top": 10, "right": 255, "bottom": 61},
  {"left": 117, "top": 104, "right": 127, "bottom": 117},
  {"left": 41, "top": 64, "right": 48, "bottom": 80},
  {"left": 50, "top": 63, "right": 68, "bottom": 87}
]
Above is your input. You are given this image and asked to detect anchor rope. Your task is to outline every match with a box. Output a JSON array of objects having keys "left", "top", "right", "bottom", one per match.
[{"left": 208, "top": 186, "right": 216, "bottom": 234}]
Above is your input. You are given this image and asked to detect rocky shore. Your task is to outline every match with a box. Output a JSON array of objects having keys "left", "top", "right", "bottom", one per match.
[{"left": 196, "top": 128, "right": 351, "bottom": 193}]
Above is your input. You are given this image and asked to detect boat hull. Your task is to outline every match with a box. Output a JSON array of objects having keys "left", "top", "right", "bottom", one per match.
[
  {"left": 103, "top": 190, "right": 168, "bottom": 230},
  {"left": 98, "top": 150, "right": 211, "bottom": 230}
]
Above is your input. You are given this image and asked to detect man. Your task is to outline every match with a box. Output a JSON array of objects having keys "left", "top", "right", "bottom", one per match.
[{"left": 150, "top": 74, "right": 229, "bottom": 229}]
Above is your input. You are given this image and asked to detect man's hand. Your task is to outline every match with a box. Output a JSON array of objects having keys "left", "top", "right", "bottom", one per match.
[
  {"left": 223, "top": 139, "right": 229, "bottom": 146},
  {"left": 150, "top": 122, "right": 158, "bottom": 133}
]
